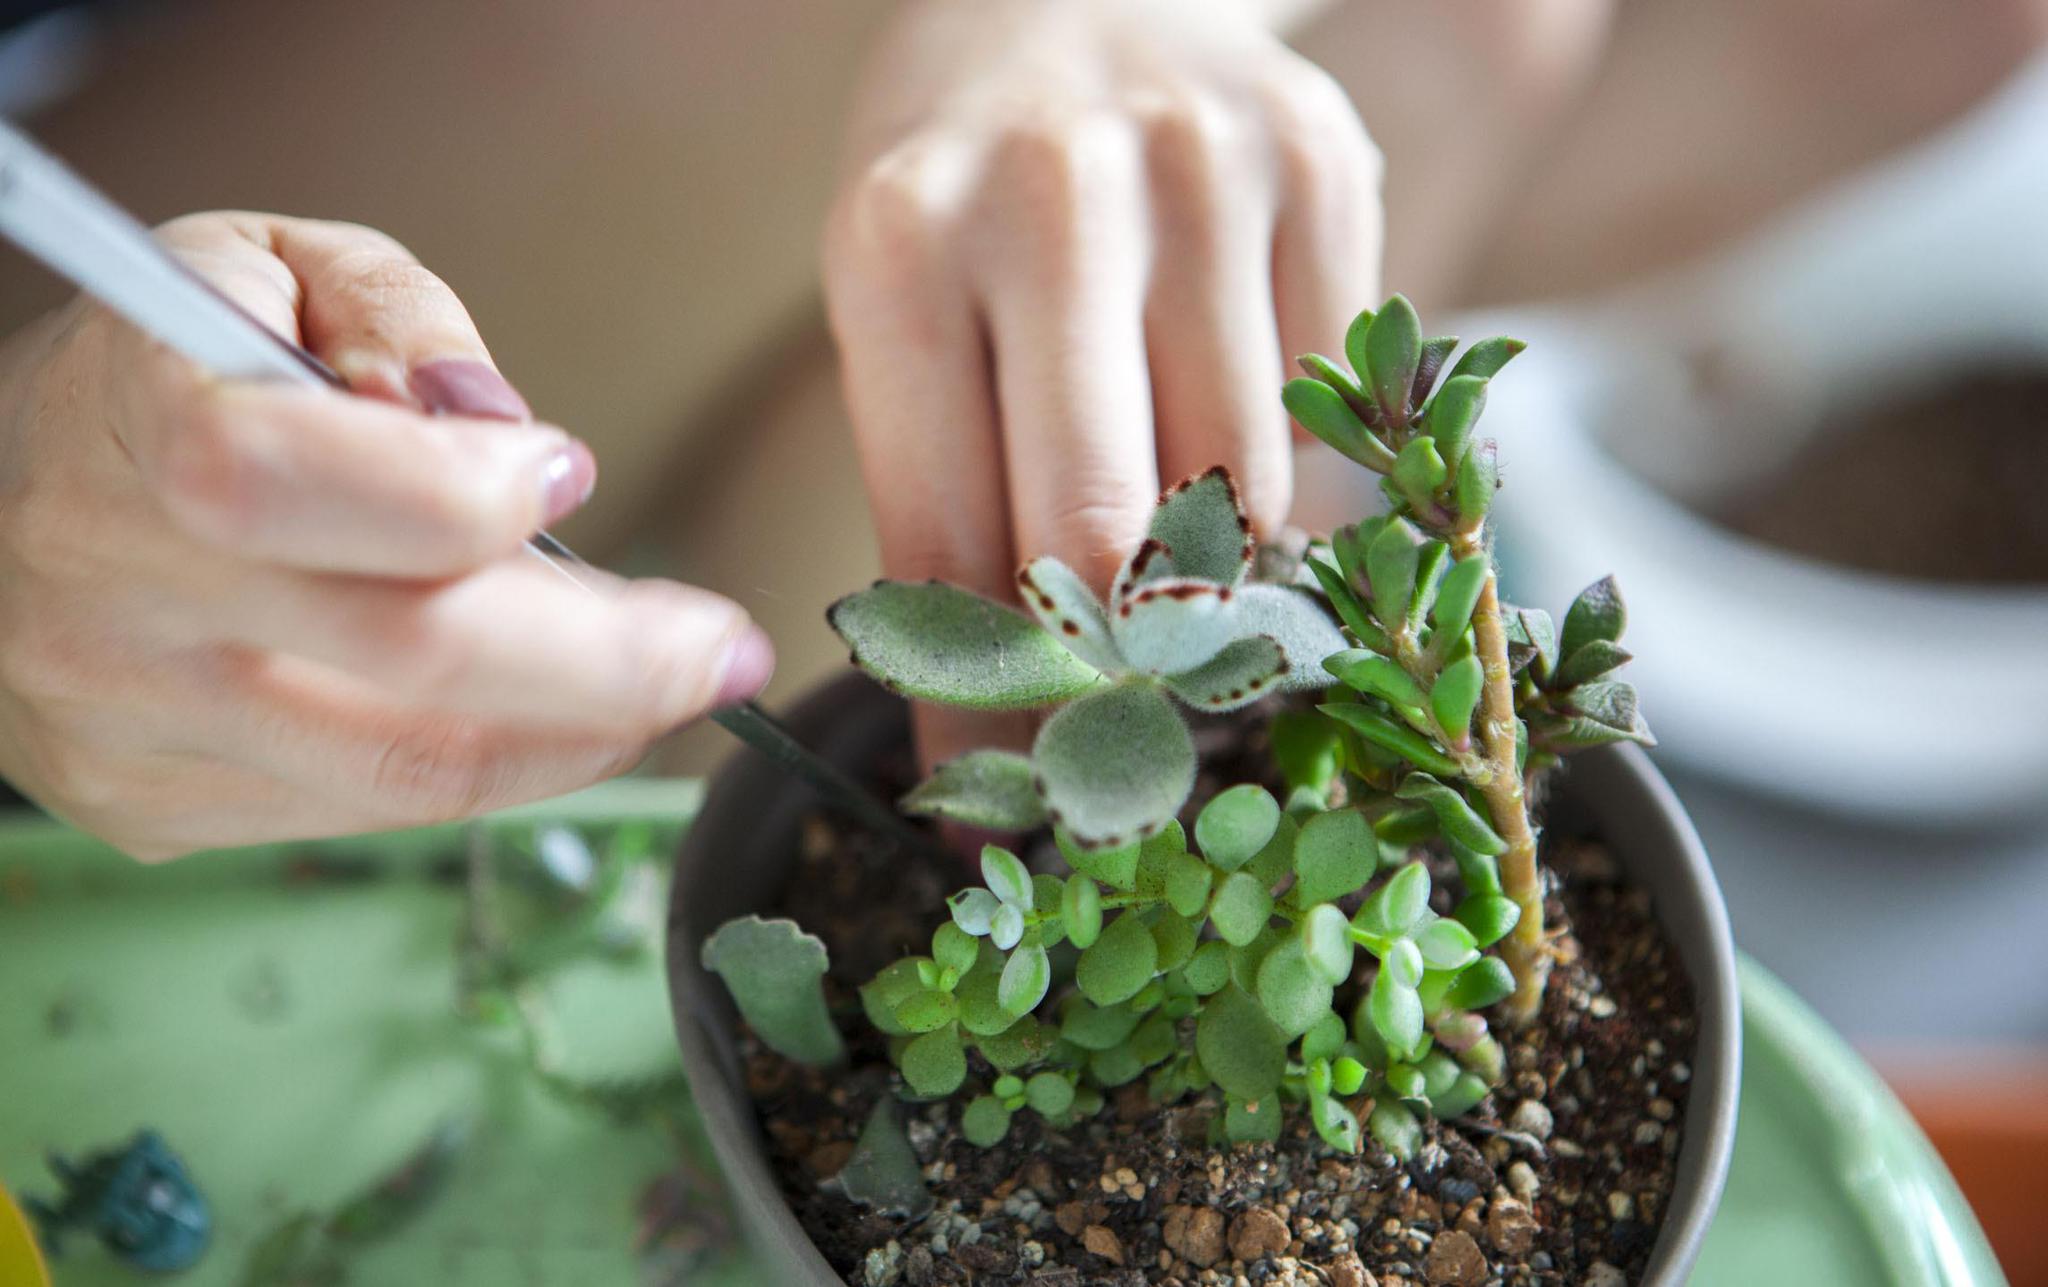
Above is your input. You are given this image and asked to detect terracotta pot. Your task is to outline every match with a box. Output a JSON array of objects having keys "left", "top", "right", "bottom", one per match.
[{"left": 666, "top": 674, "right": 1742, "bottom": 1284}]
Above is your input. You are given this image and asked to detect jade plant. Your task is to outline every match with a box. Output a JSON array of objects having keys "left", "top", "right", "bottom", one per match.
[{"left": 704, "top": 294, "right": 1649, "bottom": 1173}]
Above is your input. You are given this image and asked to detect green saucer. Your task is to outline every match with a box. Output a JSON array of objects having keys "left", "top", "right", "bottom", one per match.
[{"left": 0, "top": 789, "right": 2002, "bottom": 1285}]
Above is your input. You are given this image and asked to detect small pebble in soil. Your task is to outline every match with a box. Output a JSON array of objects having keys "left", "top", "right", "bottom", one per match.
[{"left": 1508, "top": 1100, "right": 1554, "bottom": 1141}]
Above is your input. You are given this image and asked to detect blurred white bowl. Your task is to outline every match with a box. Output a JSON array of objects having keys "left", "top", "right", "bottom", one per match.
[{"left": 1473, "top": 56, "right": 2048, "bottom": 824}]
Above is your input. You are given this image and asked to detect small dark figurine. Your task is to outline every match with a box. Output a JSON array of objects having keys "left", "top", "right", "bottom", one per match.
[{"left": 25, "top": 1130, "right": 211, "bottom": 1272}]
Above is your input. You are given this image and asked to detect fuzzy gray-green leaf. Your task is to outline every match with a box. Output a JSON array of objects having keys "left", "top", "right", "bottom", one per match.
[
  {"left": 702, "top": 916, "right": 843, "bottom": 1066},
  {"left": 902, "top": 751, "right": 1047, "bottom": 831},
  {"left": 1112, "top": 579, "right": 1236, "bottom": 675},
  {"left": 1016, "top": 556, "right": 1123, "bottom": 674},
  {"left": 1165, "top": 635, "right": 1287, "bottom": 712},
  {"left": 830, "top": 581, "right": 1103, "bottom": 709},
  {"left": 1032, "top": 682, "right": 1196, "bottom": 850},
  {"left": 840, "top": 1099, "right": 932, "bottom": 1217},
  {"left": 1230, "top": 585, "right": 1349, "bottom": 689},
  {"left": 1151, "top": 466, "right": 1253, "bottom": 585}
]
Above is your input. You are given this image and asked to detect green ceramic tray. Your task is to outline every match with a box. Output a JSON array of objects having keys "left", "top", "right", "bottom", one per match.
[{"left": 0, "top": 789, "right": 2003, "bottom": 1285}]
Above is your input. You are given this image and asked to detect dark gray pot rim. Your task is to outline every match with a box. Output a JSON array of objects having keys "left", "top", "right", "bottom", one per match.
[{"left": 667, "top": 674, "right": 1741, "bottom": 1285}]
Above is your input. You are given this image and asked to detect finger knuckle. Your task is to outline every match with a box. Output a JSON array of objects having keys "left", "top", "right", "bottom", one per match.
[
  {"left": 370, "top": 719, "right": 505, "bottom": 818},
  {"left": 826, "top": 148, "right": 957, "bottom": 288}
]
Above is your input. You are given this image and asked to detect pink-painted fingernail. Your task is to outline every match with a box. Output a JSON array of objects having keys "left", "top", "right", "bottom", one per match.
[
  {"left": 540, "top": 440, "right": 598, "bottom": 524},
  {"left": 713, "top": 623, "right": 776, "bottom": 709},
  {"left": 410, "top": 359, "right": 531, "bottom": 421}
]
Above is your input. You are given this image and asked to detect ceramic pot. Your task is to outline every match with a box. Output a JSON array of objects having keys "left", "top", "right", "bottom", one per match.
[{"left": 667, "top": 674, "right": 1741, "bottom": 1284}]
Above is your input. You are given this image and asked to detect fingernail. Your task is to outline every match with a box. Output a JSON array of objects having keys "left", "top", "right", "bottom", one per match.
[
  {"left": 713, "top": 623, "right": 776, "bottom": 709},
  {"left": 410, "top": 359, "right": 531, "bottom": 421},
  {"left": 540, "top": 440, "right": 598, "bottom": 524}
]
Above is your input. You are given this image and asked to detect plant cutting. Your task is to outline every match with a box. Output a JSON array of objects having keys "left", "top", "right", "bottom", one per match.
[{"left": 671, "top": 296, "right": 1738, "bottom": 1287}]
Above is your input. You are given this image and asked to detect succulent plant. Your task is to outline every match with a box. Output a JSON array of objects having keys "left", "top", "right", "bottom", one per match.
[
  {"left": 828, "top": 467, "right": 1346, "bottom": 848},
  {"left": 706, "top": 293, "right": 1652, "bottom": 1175},
  {"left": 1285, "top": 294, "right": 1648, "bottom": 1026}
]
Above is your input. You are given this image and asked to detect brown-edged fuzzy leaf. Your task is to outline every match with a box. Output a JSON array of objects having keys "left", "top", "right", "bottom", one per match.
[
  {"left": 1150, "top": 467, "right": 1253, "bottom": 585},
  {"left": 901, "top": 750, "right": 1047, "bottom": 832},
  {"left": 1231, "top": 585, "right": 1348, "bottom": 689},
  {"left": 1016, "top": 556, "right": 1122, "bottom": 673},
  {"left": 1112, "top": 578, "right": 1236, "bottom": 675},
  {"left": 1165, "top": 635, "right": 1288, "bottom": 712},
  {"left": 1032, "top": 682, "right": 1196, "bottom": 850},
  {"left": 830, "top": 581, "right": 1103, "bottom": 709}
]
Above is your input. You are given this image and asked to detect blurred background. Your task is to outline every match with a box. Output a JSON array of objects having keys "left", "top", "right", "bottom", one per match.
[{"left": 2, "top": 0, "right": 2046, "bottom": 1280}]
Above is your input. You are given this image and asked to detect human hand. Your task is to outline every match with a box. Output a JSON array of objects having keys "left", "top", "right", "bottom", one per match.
[
  {"left": 0, "top": 212, "right": 773, "bottom": 858},
  {"left": 823, "top": 0, "right": 1381, "bottom": 767}
]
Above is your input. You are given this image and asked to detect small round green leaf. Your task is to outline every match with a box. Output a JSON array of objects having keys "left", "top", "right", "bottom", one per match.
[
  {"left": 1332, "top": 1056, "right": 1368, "bottom": 1097},
  {"left": 1445, "top": 956, "right": 1516, "bottom": 1011},
  {"left": 932, "top": 923, "right": 979, "bottom": 979},
  {"left": 1455, "top": 894, "right": 1521, "bottom": 948},
  {"left": 900, "top": 1026, "right": 967, "bottom": 1097},
  {"left": 982, "top": 846, "right": 1033, "bottom": 908},
  {"left": 1166, "top": 851, "right": 1215, "bottom": 919},
  {"left": 1431, "top": 1072, "right": 1492, "bottom": 1120},
  {"left": 1058, "top": 996, "right": 1141, "bottom": 1051},
  {"left": 1151, "top": 911, "right": 1198, "bottom": 973},
  {"left": 990, "top": 903, "right": 1025, "bottom": 952},
  {"left": 1412, "top": 917, "right": 1480, "bottom": 972},
  {"left": 1255, "top": 938, "right": 1335, "bottom": 1039},
  {"left": 1356, "top": 862, "right": 1432, "bottom": 938},
  {"left": 1311, "top": 1092, "right": 1363, "bottom": 1154},
  {"left": 1209, "top": 871, "right": 1275, "bottom": 947},
  {"left": 1301, "top": 904, "right": 1356, "bottom": 986},
  {"left": 1385, "top": 938, "right": 1425, "bottom": 990},
  {"left": 1025, "top": 1072, "right": 1075, "bottom": 1118},
  {"left": 1369, "top": 967, "right": 1425, "bottom": 1061},
  {"left": 1369, "top": 1098, "right": 1422, "bottom": 1161},
  {"left": 895, "top": 989, "right": 958, "bottom": 1034},
  {"left": 1182, "top": 941, "right": 1231, "bottom": 995},
  {"left": 1302, "top": 1010, "right": 1348, "bottom": 1063},
  {"left": 1197, "top": 985, "right": 1287, "bottom": 1100},
  {"left": 999, "top": 942, "right": 1051, "bottom": 1016},
  {"left": 1062, "top": 875, "right": 1104, "bottom": 949},
  {"left": 950, "top": 888, "right": 1000, "bottom": 937},
  {"left": 1075, "top": 912, "right": 1159, "bottom": 1007},
  {"left": 1195, "top": 785, "right": 1281, "bottom": 871},
  {"left": 1225, "top": 1094, "right": 1285, "bottom": 1144},
  {"left": 1293, "top": 808, "right": 1379, "bottom": 908},
  {"left": 962, "top": 1095, "right": 1013, "bottom": 1148}
]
